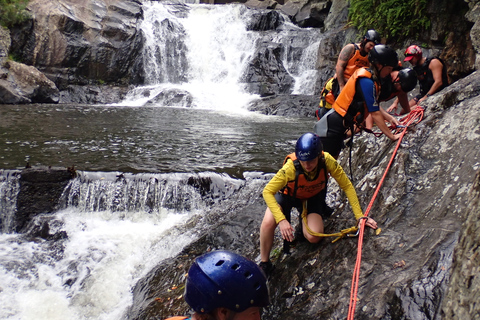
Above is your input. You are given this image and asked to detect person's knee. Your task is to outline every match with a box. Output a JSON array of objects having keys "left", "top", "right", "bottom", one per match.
[
  {"left": 305, "top": 234, "right": 321, "bottom": 244},
  {"left": 260, "top": 211, "right": 277, "bottom": 233}
]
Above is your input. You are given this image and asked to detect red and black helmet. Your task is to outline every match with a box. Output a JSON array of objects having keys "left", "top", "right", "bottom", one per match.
[{"left": 404, "top": 45, "right": 422, "bottom": 62}]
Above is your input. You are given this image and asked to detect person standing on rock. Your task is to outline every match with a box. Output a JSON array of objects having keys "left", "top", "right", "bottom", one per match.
[
  {"left": 402, "top": 45, "right": 449, "bottom": 108},
  {"left": 316, "top": 29, "right": 381, "bottom": 120},
  {"left": 165, "top": 250, "right": 269, "bottom": 320},
  {"left": 258, "top": 133, "right": 377, "bottom": 278},
  {"left": 314, "top": 45, "right": 402, "bottom": 159}
]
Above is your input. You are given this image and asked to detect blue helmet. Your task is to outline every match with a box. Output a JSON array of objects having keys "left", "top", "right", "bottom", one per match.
[
  {"left": 295, "top": 133, "right": 323, "bottom": 161},
  {"left": 184, "top": 250, "right": 270, "bottom": 314}
]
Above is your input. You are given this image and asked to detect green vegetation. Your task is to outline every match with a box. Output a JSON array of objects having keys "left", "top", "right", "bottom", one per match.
[
  {"left": 0, "top": 0, "right": 30, "bottom": 28},
  {"left": 348, "top": 0, "right": 430, "bottom": 43}
]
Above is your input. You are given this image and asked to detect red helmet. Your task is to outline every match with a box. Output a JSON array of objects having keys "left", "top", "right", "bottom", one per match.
[{"left": 404, "top": 45, "right": 422, "bottom": 62}]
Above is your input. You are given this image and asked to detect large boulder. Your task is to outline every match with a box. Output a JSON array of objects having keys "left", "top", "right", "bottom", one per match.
[
  {"left": 9, "top": 0, "right": 145, "bottom": 89},
  {"left": 0, "top": 59, "right": 60, "bottom": 104},
  {"left": 247, "top": 93, "right": 318, "bottom": 117},
  {"left": 241, "top": 40, "right": 295, "bottom": 96}
]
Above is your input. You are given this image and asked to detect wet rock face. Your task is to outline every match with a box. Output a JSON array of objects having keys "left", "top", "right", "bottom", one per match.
[
  {"left": 9, "top": 0, "right": 144, "bottom": 89},
  {"left": 15, "top": 167, "right": 75, "bottom": 233},
  {"left": 241, "top": 40, "right": 295, "bottom": 97},
  {"left": 126, "top": 72, "right": 480, "bottom": 319},
  {"left": 442, "top": 171, "right": 480, "bottom": 319}
]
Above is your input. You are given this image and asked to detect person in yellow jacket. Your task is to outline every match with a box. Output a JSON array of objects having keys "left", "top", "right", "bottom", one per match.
[
  {"left": 258, "top": 133, "right": 378, "bottom": 277},
  {"left": 165, "top": 250, "right": 269, "bottom": 320}
]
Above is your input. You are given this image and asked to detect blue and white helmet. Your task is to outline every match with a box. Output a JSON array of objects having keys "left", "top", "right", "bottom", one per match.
[{"left": 295, "top": 133, "right": 323, "bottom": 161}]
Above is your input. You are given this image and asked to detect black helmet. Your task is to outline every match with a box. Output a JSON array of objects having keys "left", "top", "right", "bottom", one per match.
[
  {"left": 369, "top": 44, "right": 398, "bottom": 68},
  {"left": 295, "top": 133, "right": 323, "bottom": 161},
  {"left": 364, "top": 29, "right": 381, "bottom": 45},
  {"left": 397, "top": 68, "right": 417, "bottom": 92}
]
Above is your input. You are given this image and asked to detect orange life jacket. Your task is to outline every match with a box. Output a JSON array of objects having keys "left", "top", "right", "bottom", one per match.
[
  {"left": 332, "top": 68, "right": 379, "bottom": 125},
  {"left": 343, "top": 43, "right": 370, "bottom": 80},
  {"left": 281, "top": 153, "right": 328, "bottom": 200},
  {"left": 164, "top": 317, "right": 188, "bottom": 320},
  {"left": 319, "top": 44, "right": 369, "bottom": 110}
]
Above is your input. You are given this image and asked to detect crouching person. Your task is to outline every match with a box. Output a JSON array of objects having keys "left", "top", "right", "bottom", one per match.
[{"left": 258, "top": 133, "right": 377, "bottom": 278}]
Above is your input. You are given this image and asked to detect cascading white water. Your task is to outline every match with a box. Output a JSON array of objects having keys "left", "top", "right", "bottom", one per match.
[
  {"left": 0, "top": 170, "right": 244, "bottom": 320},
  {"left": 119, "top": 2, "right": 263, "bottom": 111},
  {"left": 0, "top": 170, "right": 20, "bottom": 234},
  {"left": 118, "top": 2, "right": 322, "bottom": 110}
]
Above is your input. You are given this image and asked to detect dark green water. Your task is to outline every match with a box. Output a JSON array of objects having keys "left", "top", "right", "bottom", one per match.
[{"left": 0, "top": 104, "right": 314, "bottom": 177}]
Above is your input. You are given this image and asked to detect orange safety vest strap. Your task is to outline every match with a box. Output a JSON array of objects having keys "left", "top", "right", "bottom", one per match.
[
  {"left": 343, "top": 43, "right": 370, "bottom": 79},
  {"left": 332, "top": 68, "right": 377, "bottom": 118},
  {"left": 281, "top": 153, "right": 327, "bottom": 200}
]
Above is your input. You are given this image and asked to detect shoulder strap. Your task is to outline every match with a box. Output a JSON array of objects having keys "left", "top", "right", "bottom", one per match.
[{"left": 292, "top": 159, "right": 303, "bottom": 199}]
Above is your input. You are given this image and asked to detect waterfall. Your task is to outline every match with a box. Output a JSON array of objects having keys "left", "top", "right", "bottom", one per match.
[
  {"left": 117, "top": 2, "right": 322, "bottom": 109},
  {"left": 0, "top": 170, "right": 245, "bottom": 320},
  {"left": 0, "top": 2, "right": 324, "bottom": 319},
  {"left": 0, "top": 170, "right": 20, "bottom": 233},
  {"left": 59, "top": 171, "right": 244, "bottom": 214}
]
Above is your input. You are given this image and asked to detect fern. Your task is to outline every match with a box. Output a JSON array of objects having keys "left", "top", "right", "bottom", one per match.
[
  {"left": 0, "top": 0, "right": 30, "bottom": 28},
  {"left": 348, "top": 0, "right": 429, "bottom": 43}
]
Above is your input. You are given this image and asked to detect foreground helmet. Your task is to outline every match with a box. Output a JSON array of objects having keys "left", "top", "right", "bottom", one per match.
[
  {"left": 185, "top": 250, "right": 269, "bottom": 314},
  {"left": 404, "top": 45, "right": 422, "bottom": 62},
  {"left": 369, "top": 44, "right": 399, "bottom": 68},
  {"left": 397, "top": 68, "right": 417, "bottom": 92},
  {"left": 295, "top": 133, "right": 323, "bottom": 161},
  {"left": 363, "top": 29, "right": 381, "bottom": 45}
]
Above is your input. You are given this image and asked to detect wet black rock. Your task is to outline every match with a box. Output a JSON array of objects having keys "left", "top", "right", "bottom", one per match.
[{"left": 15, "top": 167, "right": 75, "bottom": 233}]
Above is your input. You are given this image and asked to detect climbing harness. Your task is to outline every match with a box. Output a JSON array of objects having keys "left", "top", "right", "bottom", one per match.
[{"left": 346, "top": 105, "right": 424, "bottom": 320}]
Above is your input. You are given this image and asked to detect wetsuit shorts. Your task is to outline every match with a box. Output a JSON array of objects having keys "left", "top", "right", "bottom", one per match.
[
  {"left": 314, "top": 109, "right": 346, "bottom": 159},
  {"left": 274, "top": 190, "right": 331, "bottom": 222}
]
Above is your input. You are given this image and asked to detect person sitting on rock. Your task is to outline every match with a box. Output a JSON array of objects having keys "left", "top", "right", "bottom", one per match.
[
  {"left": 314, "top": 45, "right": 401, "bottom": 159},
  {"left": 258, "top": 133, "right": 377, "bottom": 278},
  {"left": 165, "top": 250, "right": 270, "bottom": 320},
  {"left": 402, "top": 45, "right": 449, "bottom": 107},
  {"left": 316, "top": 29, "right": 381, "bottom": 120}
]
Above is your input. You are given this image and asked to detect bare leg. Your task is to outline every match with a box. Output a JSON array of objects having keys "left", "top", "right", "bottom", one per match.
[
  {"left": 365, "top": 114, "right": 373, "bottom": 130},
  {"left": 302, "top": 213, "right": 324, "bottom": 244},
  {"left": 260, "top": 208, "right": 277, "bottom": 262}
]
